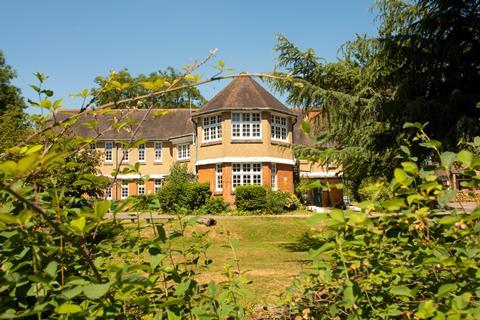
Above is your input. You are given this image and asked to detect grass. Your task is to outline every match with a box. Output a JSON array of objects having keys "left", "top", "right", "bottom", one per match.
[{"left": 139, "top": 215, "right": 313, "bottom": 305}]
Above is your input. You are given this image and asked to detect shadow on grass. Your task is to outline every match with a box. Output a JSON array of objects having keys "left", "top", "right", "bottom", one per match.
[{"left": 281, "top": 232, "right": 324, "bottom": 252}]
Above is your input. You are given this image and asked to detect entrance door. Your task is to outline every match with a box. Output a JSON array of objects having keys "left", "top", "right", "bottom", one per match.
[{"left": 312, "top": 188, "right": 323, "bottom": 206}]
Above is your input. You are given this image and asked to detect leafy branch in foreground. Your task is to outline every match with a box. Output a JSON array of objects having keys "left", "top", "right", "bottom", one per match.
[{"left": 284, "top": 126, "right": 480, "bottom": 319}]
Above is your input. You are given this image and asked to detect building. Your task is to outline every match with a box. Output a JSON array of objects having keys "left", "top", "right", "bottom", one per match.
[{"left": 61, "top": 75, "right": 343, "bottom": 206}]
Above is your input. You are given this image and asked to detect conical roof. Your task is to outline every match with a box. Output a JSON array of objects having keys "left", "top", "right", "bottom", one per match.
[{"left": 193, "top": 75, "right": 295, "bottom": 117}]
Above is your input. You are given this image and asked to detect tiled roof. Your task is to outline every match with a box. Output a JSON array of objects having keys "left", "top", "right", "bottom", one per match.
[
  {"left": 56, "top": 108, "right": 195, "bottom": 141},
  {"left": 193, "top": 75, "right": 296, "bottom": 117}
]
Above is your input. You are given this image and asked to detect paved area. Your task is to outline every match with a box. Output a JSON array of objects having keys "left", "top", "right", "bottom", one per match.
[{"left": 105, "top": 213, "right": 312, "bottom": 220}]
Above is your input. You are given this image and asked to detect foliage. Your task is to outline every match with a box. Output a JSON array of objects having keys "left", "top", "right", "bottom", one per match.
[
  {"left": 357, "top": 176, "right": 391, "bottom": 202},
  {"left": 93, "top": 67, "right": 207, "bottom": 108},
  {"left": 271, "top": 0, "right": 480, "bottom": 192},
  {"left": 266, "top": 189, "right": 300, "bottom": 214},
  {"left": 157, "top": 163, "right": 210, "bottom": 212},
  {"left": 0, "top": 57, "right": 251, "bottom": 318},
  {"left": 200, "top": 196, "right": 230, "bottom": 215},
  {"left": 283, "top": 129, "right": 480, "bottom": 319},
  {"left": 234, "top": 185, "right": 267, "bottom": 212},
  {"left": 0, "top": 50, "right": 29, "bottom": 152}
]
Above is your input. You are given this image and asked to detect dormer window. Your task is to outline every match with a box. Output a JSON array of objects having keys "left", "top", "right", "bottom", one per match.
[
  {"left": 232, "top": 112, "right": 261, "bottom": 139},
  {"left": 271, "top": 115, "right": 288, "bottom": 141},
  {"left": 203, "top": 115, "right": 222, "bottom": 142}
]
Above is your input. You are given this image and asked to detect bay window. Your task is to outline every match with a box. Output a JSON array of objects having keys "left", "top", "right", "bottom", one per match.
[
  {"left": 231, "top": 112, "right": 261, "bottom": 139},
  {"left": 271, "top": 115, "right": 288, "bottom": 141},
  {"left": 215, "top": 164, "right": 223, "bottom": 192},
  {"left": 232, "top": 163, "right": 262, "bottom": 189},
  {"left": 203, "top": 115, "right": 222, "bottom": 142}
]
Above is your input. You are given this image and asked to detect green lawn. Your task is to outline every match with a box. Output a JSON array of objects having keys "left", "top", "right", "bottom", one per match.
[{"left": 142, "top": 216, "right": 313, "bottom": 305}]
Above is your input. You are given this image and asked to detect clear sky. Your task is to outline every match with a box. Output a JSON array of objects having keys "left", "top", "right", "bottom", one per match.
[{"left": 1, "top": 1, "right": 378, "bottom": 112}]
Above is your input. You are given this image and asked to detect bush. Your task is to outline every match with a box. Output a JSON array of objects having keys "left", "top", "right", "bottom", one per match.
[
  {"left": 201, "top": 196, "right": 229, "bottom": 214},
  {"left": 266, "top": 190, "right": 300, "bottom": 214},
  {"left": 357, "top": 176, "right": 391, "bottom": 201},
  {"left": 235, "top": 185, "right": 267, "bottom": 212},
  {"left": 157, "top": 163, "right": 210, "bottom": 212}
]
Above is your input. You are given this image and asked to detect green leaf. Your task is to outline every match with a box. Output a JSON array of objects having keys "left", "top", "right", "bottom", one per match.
[
  {"left": 390, "top": 286, "right": 414, "bottom": 298},
  {"left": 70, "top": 216, "right": 86, "bottom": 232},
  {"left": 438, "top": 215, "right": 458, "bottom": 224},
  {"left": 440, "top": 151, "right": 456, "bottom": 168},
  {"left": 174, "top": 279, "right": 191, "bottom": 297},
  {"left": 419, "top": 140, "right": 441, "bottom": 150},
  {"left": 394, "top": 168, "right": 413, "bottom": 186},
  {"left": 17, "top": 154, "right": 39, "bottom": 174},
  {"left": 403, "top": 122, "right": 424, "bottom": 129},
  {"left": 94, "top": 201, "right": 110, "bottom": 218},
  {"left": 56, "top": 303, "right": 82, "bottom": 314},
  {"left": 437, "top": 189, "right": 458, "bottom": 207},
  {"left": 382, "top": 198, "right": 406, "bottom": 211},
  {"left": 437, "top": 283, "right": 457, "bottom": 298},
  {"left": 457, "top": 150, "right": 473, "bottom": 167},
  {"left": 415, "top": 300, "right": 437, "bottom": 319},
  {"left": 82, "top": 283, "right": 111, "bottom": 299},
  {"left": 342, "top": 281, "right": 356, "bottom": 308},
  {"left": 329, "top": 209, "right": 345, "bottom": 223},
  {"left": 402, "top": 161, "right": 418, "bottom": 174},
  {"left": 45, "top": 261, "right": 58, "bottom": 278}
]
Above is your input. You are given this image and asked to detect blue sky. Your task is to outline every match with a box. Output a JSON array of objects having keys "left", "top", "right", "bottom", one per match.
[{"left": 1, "top": 1, "right": 378, "bottom": 112}]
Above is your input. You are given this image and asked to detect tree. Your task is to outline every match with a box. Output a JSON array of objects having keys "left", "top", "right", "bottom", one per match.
[
  {"left": 92, "top": 67, "right": 207, "bottom": 108},
  {"left": 271, "top": 0, "right": 480, "bottom": 195},
  {"left": 0, "top": 50, "right": 28, "bottom": 151}
]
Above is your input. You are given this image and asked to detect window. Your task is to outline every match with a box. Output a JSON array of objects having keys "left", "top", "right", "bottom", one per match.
[
  {"left": 232, "top": 163, "right": 262, "bottom": 189},
  {"left": 154, "top": 142, "right": 162, "bottom": 162},
  {"left": 105, "top": 187, "right": 112, "bottom": 200},
  {"left": 138, "top": 144, "right": 145, "bottom": 162},
  {"left": 137, "top": 180, "right": 145, "bottom": 195},
  {"left": 271, "top": 115, "right": 288, "bottom": 141},
  {"left": 121, "top": 181, "right": 129, "bottom": 199},
  {"left": 90, "top": 143, "right": 96, "bottom": 151},
  {"left": 122, "top": 146, "right": 129, "bottom": 163},
  {"left": 177, "top": 144, "right": 190, "bottom": 160},
  {"left": 231, "top": 112, "right": 261, "bottom": 139},
  {"left": 154, "top": 179, "right": 163, "bottom": 193},
  {"left": 271, "top": 163, "right": 278, "bottom": 190},
  {"left": 105, "top": 142, "right": 113, "bottom": 163},
  {"left": 215, "top": 164, "right": 223, "bottom": 192},
  {"left": 203, "top": 115, "right": 222, "bottom": 142}
]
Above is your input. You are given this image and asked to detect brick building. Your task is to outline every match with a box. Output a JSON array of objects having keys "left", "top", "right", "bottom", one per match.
[{"left": 61, "top": 75, "right": 343, "bottom": 206}]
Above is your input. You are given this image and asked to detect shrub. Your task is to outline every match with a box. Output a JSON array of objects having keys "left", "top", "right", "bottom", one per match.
[
  {"left": 266, "top": 190, "right": 301, "bottom": 214},
  {"left": 357, "top": 176, "right": 391, "bottom": 201},
  {"left": 234, "top": 185, "right": 267, "bottom": 212},
  {"left": 201, "top": 196, "right": 229, "bottom": 214},
  {"left": 157, "top": 163, "right": 210, "bottom": 212}
]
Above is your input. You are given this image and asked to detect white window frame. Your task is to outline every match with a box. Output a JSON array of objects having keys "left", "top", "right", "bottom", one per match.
[
  {"left": 154, "top": 179, "right": 163, "bottom": 193},
  {"left": 121, "top": 145, "right": 129, "bottom": 163},
  {"left": 215, "top": 164, "right": 223, "bottom": 192},
  {"left": 232, "top": 163, "right": 262, "bottom": 190},
  {"left": 203, "top": 115, "right": 222, "bottom": 143},
  {"left": 271, "top": 114, "right": 288, "bottom": 142},
  {"left": 177, "top": 143, "right": 190, "bottom": 160},
  {"left": 105, "top": 187, "right": 112, "bottom": 200},
  {"left": 231, "top": 112, "right": 261, "bottom": 140},
  {"left": 104, "top": 142, "right": 113, "bottom": 163},
  {"left": 271, "top": 163, "right": 278, "bottom": 190},
  {"left": 137, "top": 180, "right": 145, "bottom": 195},
  {"left": 138, "top": 143, "right": 146, "bottom": 163},
  {"left": 121, "top": 181, "right": 129, "bottom": 199},
  {"left": 154, "top": 142, "right": 162, "bottom": 163}
]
